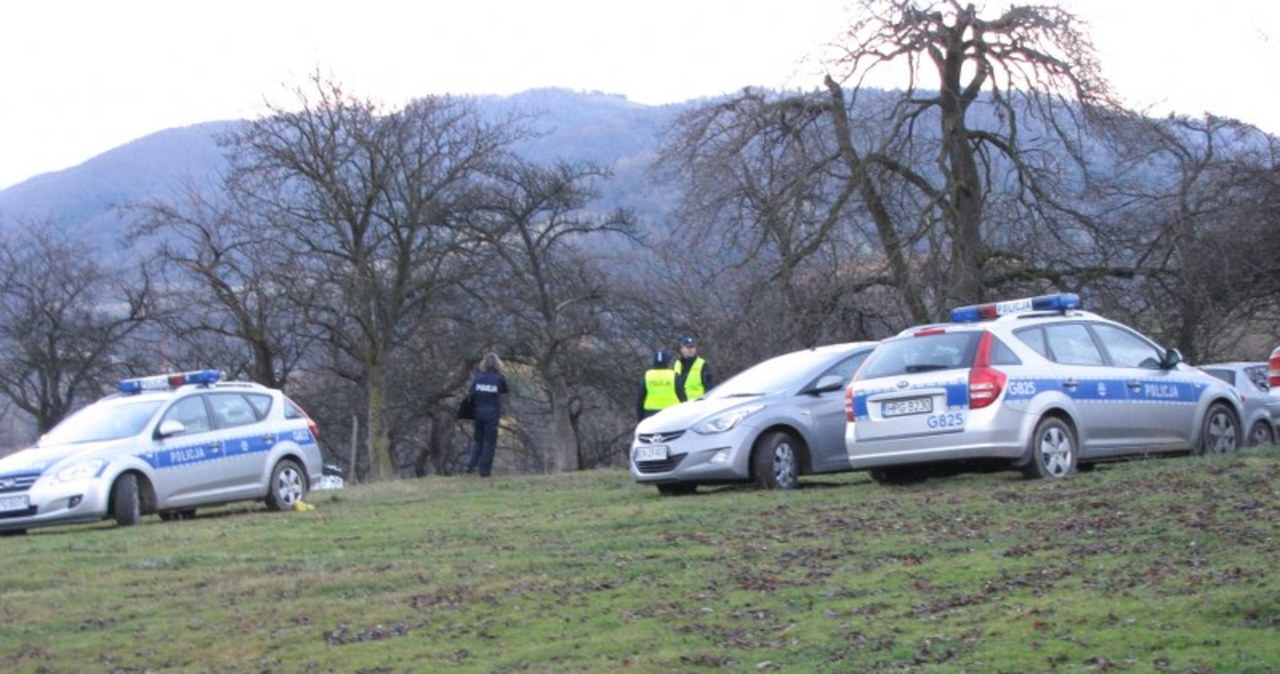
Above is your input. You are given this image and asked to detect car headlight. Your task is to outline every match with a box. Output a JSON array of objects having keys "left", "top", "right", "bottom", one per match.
[
  {"left": 54, "top": 459, "right": 107, "bottom": 483},
  {"left": 692, "top": 405, "right": 765, "bottom": 435}
]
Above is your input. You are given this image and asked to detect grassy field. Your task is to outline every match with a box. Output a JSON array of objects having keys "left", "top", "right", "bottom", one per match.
[{"left": 2, "top": 450, "right": 1279, "bottom": 674}]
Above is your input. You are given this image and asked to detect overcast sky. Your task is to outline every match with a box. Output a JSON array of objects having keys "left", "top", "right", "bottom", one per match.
[{"left": 2, "top": 0, "right": 1276, "bottom": 190}]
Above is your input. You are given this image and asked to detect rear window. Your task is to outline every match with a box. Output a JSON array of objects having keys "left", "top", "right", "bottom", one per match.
[
  {"left": 859, "top": 332, "right": 982, "bottom": 379},
  {"left": 1201, "top": 368, "right": 1235, "bottom": 387}
]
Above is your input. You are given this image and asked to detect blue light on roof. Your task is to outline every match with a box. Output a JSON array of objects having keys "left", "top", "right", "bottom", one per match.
[
  {"left": 118, "top": 369, "right": 223, "bottom": 394},
  {"left": 950, "top": 293, "right": 1081, "bottom": 323}
]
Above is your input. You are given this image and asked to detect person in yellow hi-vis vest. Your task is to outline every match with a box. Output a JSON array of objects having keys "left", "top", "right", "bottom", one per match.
[
  {"left": 636, "top": 350, "right": 679, "bottom": 421},
  {"left": 674, "top": 336, "right": 715, "bottom": 402}
]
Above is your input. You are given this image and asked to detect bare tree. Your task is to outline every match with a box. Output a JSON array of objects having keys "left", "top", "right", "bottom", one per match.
[
  {"left": 659, "top": 1, "right": 1121, "bottom": 338},
  {"left": 467, "top": 158, "right": 637, "bottom": 472},
  {"left": 220, "top": 75, "right": 519, "bottom": 481},
  {"left": 1081, "top": 114, "right": 1280, "bottom": 360},
  {"left": 130, "top": 182, "right": 320, "bottom": 388},
  {"left": 0, "top": 224, "right": 152, "bottom": 434},
  {"left": 825, "top": 0, "right": 1119, "bottom": 311}
]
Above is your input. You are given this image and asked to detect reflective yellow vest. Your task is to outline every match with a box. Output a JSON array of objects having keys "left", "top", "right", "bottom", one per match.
[
  {"left": 643, "top": 368, "right": 679, "bottom": 412},
  {"left": 675, "top": 357, "right": 707, "bottom": 400}
]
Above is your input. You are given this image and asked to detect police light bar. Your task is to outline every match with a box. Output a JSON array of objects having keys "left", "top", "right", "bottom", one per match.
[
  {"left": 950, "top": 293, "right": 1081, "bottom": 323},
  {"left": 119, "top": 369, "right": 223, "bottom": 394}
]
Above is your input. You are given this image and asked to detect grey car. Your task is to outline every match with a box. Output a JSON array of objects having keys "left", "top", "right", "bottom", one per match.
[
  {"left": 630, "top": 342, "right": 877, "bottom": 495},
  {"left": 0, "top": 370, "right": 324, "bottom": 534},
  {"left": 1199, "top": 362, "right": 1280, "bottom": 446}
]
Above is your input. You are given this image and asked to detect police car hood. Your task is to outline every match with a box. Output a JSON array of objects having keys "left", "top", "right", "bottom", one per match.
[
  {"left": 638, "top": 394, "right": 771, "bottom": 432},
  {"left": 0, "top": 441, "right": 119, "bottom": 476}
]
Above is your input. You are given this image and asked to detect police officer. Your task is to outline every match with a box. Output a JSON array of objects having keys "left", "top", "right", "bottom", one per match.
[
  {"left": 637, "top": 350, "right": 679, "bottom": 421},
  {"left": 674, "top": 336, "right": 714, "bottom": 402},
  {"left": 463, "top": 352, "right": 509, "bottom": 477}
]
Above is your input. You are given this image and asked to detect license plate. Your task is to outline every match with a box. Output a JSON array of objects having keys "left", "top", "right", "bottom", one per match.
[
  {"left": 883, "top": 397, "right": 933, "bottom": 417},
  {"left": 634, "top": 445, "right": 669, "bottom": 462},
  {"left": 0, "top": 494, "right": 29, "bottom": 513}
]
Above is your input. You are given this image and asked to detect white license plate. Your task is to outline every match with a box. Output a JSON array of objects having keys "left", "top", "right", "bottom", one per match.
[
  {"left": 0, "top": 494, "right": 29, "bottom": 513},
  {"left": 634, "top": 445, "right": 669, "bottom": 462},
  {"left": 883, "top": 397, "right": 933, "bottom": 417}
]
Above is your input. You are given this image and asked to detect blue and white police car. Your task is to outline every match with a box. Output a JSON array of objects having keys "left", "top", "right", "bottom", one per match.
[
  {"left": 844, "top": 294, "right": 1243, "bottom": 484},
  {"left": 0, "top": 370, "right": 324, "bottom": 534}
]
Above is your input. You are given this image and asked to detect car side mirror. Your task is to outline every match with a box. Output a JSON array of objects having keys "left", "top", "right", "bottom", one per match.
[
  {"left": 809, "top": 374, "right": 847, "bottom": 394},
  {"left": 1161, "top": 348, "right": 1182, "bottom": 370},
  {"left": 156, "top": 420, "right": 187, "bottom": 438}
]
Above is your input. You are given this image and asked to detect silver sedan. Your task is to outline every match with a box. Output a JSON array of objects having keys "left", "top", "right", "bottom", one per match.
[
  {"left": 1199, "top": 362, "right": 1280, "bottom": 446},
  {"left": 630, "top": 342, "right": 877, "bottom": 496}
]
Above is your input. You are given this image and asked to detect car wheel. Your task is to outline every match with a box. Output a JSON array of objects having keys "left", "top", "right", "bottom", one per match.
[
  {"left": 1021, "top": 416, "right": 1077, "bottom": 480},
  {"left": 656, "top": 483, "right": 697, "bottom": 497},
  {"left": 1247, "top": 421, "right": 1275, "bottom": 448},
  {"left": 265, "top": 459, "right": 307, "bottom": 511},
  {"left": 750, "top": 431, "right": 799, "bottom": 490},
  {"left": 1198, "top": 403, "right": 1240, "bottom": 455},
  {"left": 110, "top": 473, "right": 142, "bottom": 527},
  {"left": 159, "top": 509, "right": 197, "bottom": 522}
]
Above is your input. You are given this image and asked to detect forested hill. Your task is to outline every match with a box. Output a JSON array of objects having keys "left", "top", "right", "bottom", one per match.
[{"left": 0, "top": 88, "right": 687, "bottom": 252}]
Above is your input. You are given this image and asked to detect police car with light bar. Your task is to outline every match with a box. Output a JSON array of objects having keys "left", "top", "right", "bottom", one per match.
[
  {"left": 844, "top": 294, "right": 1243, "bottom": 484},
  {"left": 0, "top": 370, "right": 324, "bottom": 534}
]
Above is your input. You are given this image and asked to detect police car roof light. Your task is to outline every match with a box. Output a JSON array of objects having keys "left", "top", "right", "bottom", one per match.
[
  {"left": 950, "top": 293, "right": 1081, "bottom": 323},
  {"left": 119, "top": 369, "right": 223, "bottom": 394}
]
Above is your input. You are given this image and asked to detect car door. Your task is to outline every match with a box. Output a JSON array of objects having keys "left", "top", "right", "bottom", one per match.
[
  {"left": 1040, "top": 322, "right": 1132, "bottom": 453},
  {"left": 1088, "top": 322, "right": 1190, "bottom": 450},
  {"left": 807, "top": 348, "right": 874, "bottom": 472},
  {"left": 204, "top": 392, "right": 275, "bottom": 499},
  {"left": 151, "top": 394, "right": 221, "bottom": 506}
]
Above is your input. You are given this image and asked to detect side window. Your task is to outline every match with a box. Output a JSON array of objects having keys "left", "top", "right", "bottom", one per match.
[
  {"left": 285, "top": 398, "right": 308, "bottom": 420},
  {"left": 1091, "top": 324, "right": 1162, "bottom": 369},
  {"left": 246, "top": 393, "right": 273, "bottom": 418},
  {"left": 823, "top": 350, "right": 873, "bottom": 383},
  {"left": 162, "top": 396, "right": 212, "bottom": 435},
  {"left": 989, "top": 336, "right": 1022, "bottom": 366},
  {"left": 1044, "top": 324, "right": 1105, "bottom": 366},
  {"left": 208, "top": 394, "right": 260, "bottom": 430},
  {"left": 1014, "top": 327, "right": 1048, "bottom": 359}
]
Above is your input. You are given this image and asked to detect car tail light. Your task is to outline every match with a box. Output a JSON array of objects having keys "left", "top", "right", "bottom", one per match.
[
  {"left": 1270, "top": 346, "right": 1280, "bottom": 389},
  {"left": 968, "top": 331, "right": 1006, "bottom": 409},
  {"left": 845, "top": 384, "right": 856, "bottom": 423}
]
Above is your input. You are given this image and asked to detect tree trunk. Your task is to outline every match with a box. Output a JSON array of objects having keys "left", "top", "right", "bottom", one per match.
[{"left": 365, "top": 361, "right": 394, "bottom": 481}]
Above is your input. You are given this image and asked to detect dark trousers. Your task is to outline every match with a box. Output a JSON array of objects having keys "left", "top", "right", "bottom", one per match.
[{"left": 466, "top": 417, "right": 500, "bottom": 476}]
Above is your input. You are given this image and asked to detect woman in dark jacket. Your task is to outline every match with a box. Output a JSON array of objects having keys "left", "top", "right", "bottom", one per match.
[{"left": 464, "top": 352, "right": 509, "bottom": 477}]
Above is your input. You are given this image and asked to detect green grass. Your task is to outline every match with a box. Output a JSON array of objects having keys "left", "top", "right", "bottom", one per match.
[{"left": 2, "top": 450, "right": 1279, "bottom": 673}]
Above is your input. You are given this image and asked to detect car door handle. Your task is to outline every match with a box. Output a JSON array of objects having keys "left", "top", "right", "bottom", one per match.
[
  {"left": 1062, "top": 379, "right": 1078, "bottom": 390},
  {"left": 1127, "top": 379, "right": 1143, "bottom": 390},
  {"left": 208, "top": 441, "right": 223, "bottom": 452},
  {"left": 262, "top": 433, "right": 276, "bottom": 445}
]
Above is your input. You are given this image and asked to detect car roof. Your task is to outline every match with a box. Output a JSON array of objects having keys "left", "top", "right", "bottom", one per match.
[
  {"left": 1199, "top": 361, "right": 1264, "bottom": 369},
  {"left": 893, "top": 309, "right": 1109, "bottom": 338}
]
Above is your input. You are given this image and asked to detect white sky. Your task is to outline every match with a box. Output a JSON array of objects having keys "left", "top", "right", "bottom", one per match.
[{"left": 2, "top": 0, "right": 1277, "bottom": 190}]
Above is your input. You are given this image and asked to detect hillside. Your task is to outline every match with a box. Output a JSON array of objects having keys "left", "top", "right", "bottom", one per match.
[
  {"left": 3, "top": 451, "right": 1278, "bottom": 671},
  {"left": 0, "top": 89, "right": 687, "bottom": 251}
]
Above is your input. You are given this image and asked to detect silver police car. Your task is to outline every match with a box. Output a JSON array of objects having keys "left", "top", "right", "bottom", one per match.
[
  {"left": 0, "top": 370, "right": 324, "bottom": 533},
  {"left": 844, "top": 294, "right": 1243, "bottom": 484},
  {"left": 631, "top": 342, "right": 877, "bottom": 495}
]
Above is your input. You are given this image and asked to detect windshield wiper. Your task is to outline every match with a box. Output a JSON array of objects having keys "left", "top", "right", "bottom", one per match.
[{"left": 904, "top": 364, "right": 951, "bottom": 373}]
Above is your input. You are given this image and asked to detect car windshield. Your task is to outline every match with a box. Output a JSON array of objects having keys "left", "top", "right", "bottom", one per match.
[
  {"left": 39, "top": 399, "right": 165, "bottom": 446},
  {"left": 708, "top": 349, "right": 840, "bottom": 399}
]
